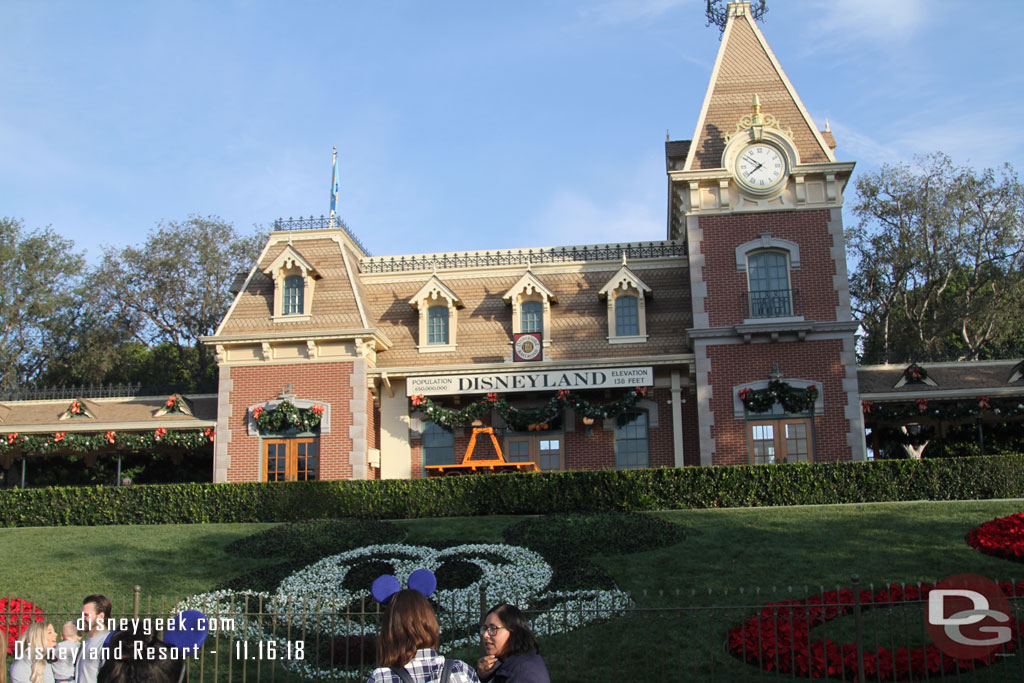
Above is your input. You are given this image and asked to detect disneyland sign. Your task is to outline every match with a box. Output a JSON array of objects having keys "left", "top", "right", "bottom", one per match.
[{"left": 406, "top": 367, "right": 653, "bottom": 397}]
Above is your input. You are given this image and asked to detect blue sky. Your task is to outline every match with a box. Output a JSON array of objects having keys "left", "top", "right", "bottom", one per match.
[{"left": 2, "top": 0, "right": 1021, "bottom": 262}]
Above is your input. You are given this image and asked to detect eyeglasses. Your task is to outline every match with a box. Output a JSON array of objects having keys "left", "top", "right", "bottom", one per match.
[{"left": 479, "top": 625, "right": 507, "bottom": 637}]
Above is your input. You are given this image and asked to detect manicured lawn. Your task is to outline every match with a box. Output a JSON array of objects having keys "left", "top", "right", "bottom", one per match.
[{"left": 5, "top": 500, "right": 1024, "bottom": 681}]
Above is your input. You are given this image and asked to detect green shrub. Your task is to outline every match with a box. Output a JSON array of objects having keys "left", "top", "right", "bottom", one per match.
[
  {"left": 503, "top": 512, "right": 686, "bottom": 590},
  {"left": 2, "top": 454, "right": 1024, "bottom": 528}
]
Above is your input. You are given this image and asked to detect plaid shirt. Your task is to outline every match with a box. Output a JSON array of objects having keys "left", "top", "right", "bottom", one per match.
[{"left": 367, "top": 649, "right": 480, "bottom": 683}]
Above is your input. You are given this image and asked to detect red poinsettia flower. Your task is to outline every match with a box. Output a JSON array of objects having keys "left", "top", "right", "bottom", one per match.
[
  {"left": 861, "top": 400, "right": 873, "bottom": 413},
  {"left": 70, "top": 400, "right": 82, "bottom": 414},
  {"left": 252, "top": 406, "right": 264, "bottom": 419},
  {"left": 311, "top": 404, "right": 325, "bottom": 416},
  {"left": 165, "top": 395, "right": 177, "bottom": 408},
  {"left": 411, "top": 394, "right": 424, "bottom": 407},
  {"left": 53, "top": 432, "right": 66, "bottom": 443},
  {"left": 739, "top": 388, "right": 753, "bottom": 400},
  {"left": 486, "top": 392, "right": 499, "bottom": 403},
  {"left": 727, "top": 581, "right": 1020, "bottom": 679},
  {"left": 154, "top": 427, "right": 167, "bottom": 440},
  {"left": 557, "top": 389, "right": 570, "bottom": 400},
  {"left": 6, "top": 432, "right": 16, "bottom": 444},
  {"left": 0, "top": 597, "right": 43, "bottom": 655},
  {"left": 204, "top": 427, "right": 215, "bottom": 442},
  {"left": 979, "top": 395, "right": 992, "bottom": 409},
  {"left": 105, "top": 431, "right": 116, "bottom": 444},
  {"left": 636, "top": 386, "right": 648, "bottom": 396},
  {"left": 916, "top": 398, "right": 929, "bottom": 412}
]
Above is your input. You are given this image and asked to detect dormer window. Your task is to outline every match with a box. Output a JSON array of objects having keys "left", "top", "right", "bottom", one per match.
[
  {"left": 263, "top": 245, "right": 319, "bottom": 322},
  {"left": 283, "top": 275, "right": 304, "bottom": 315},
  {"left": 616, "top": 295, "right": 639, "bottom": 336},
  {"left": 409, "top": 276, "right": 462, "bottom": 352},
  {"left": 599, "top": 262, "right": 651, "bottom": 343},
  {"left": 427, "top": 305, "right": 450, "bottom": 345},
  {"left": 504, "top": 270, "right": 557, "bottom": 347},
  {"left": 521, "top": 300, "right": 542, "bottom": 334}
]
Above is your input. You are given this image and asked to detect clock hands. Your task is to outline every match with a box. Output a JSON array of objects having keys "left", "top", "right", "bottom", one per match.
[{"left": 743, "top": 156, "right": 764, "bottom": 179}]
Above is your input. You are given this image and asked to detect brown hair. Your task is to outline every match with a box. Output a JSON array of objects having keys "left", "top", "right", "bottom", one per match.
[
  {"left": 378, "top": 590, "right": 440, "bottom": 669},
  {"left": 83, "top": 594, "right": 113, "bottom": 625}
]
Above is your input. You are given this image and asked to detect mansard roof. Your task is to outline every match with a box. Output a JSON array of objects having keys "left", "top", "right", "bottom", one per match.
[{"left": 216, "top": 231, "right": 372, "bottom": 336}]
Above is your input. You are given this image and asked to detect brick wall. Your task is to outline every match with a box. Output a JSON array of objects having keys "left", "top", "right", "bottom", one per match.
[
  {"left": 698, "top": 209, "right": 839, "bottom": 326},
  {"left": 706, "top": 339, "right": 851, "bottom": 465},
  {"left": 225, "top": 363, "right": 355, "bottom": 482}
]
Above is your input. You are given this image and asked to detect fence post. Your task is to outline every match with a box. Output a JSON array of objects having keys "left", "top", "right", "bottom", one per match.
[
  {"left": 479, "top": 583, "right": 488, "bottom": 623},
  {"left": 133, "top": 585, "right": 140, "bottom": 618},
  {"left": 851, "top": 575, "right": 866, "bottom": 683}
]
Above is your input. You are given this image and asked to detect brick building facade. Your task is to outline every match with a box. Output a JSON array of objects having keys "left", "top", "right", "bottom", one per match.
[{"left": 203, "top": 2, "right": 866, "bottom": 483}]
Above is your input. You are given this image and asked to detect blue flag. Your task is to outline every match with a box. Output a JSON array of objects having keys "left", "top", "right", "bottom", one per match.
[{"left": 330, "top": 152, "right": 340, "bottom": 214}]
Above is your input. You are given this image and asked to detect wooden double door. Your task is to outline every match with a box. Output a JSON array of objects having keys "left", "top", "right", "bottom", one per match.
[{"left": 263, "top": 437, "right": 318, "bottom": 481}]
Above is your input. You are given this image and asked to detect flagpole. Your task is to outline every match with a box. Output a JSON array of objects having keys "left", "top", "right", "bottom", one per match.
[{"left": 329, "top": 145, "right": 339, "bottom": 229}]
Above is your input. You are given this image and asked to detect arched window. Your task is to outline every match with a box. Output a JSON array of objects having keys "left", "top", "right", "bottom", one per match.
[
  {"left": 615, "top": 295, "right": 639, "bottom": 336},
  {"left": 521, "top": 300, "right": 543, "bottom": 334},
  {"left": 747, "top": 251, "right": 791, "bottom": 318},
  {"left": 283, "top": 275, "right": 304, "bottom": 315},
  {"left": 615, "top": 411, "right": 649, "bottom": 469},
  {"left": 427, "top": 305, "right": 449, "bottom": 345},
  {"left": 421, "top": 421, "right": 455, "bottom": 473}
]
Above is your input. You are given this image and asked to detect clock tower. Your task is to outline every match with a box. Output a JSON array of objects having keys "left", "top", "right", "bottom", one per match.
[{"left": 668, "top": 1, "right": 865, "bottom": 465}]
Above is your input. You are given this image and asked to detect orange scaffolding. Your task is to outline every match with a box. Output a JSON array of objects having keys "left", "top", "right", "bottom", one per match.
[{"left": 424, "top": 426, "right": 540, "bottom": 476}]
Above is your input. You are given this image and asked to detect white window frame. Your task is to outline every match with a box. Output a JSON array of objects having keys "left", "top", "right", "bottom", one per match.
[
  {"left": 263, "top": 245, "right": 319, "bottom": 322},
  {"left": 735, "top": 234, "right": 801, "bottom": 322},
  {"left": 504, "top": 270, "right": 557, "bottom": 347},
  {"left": 409, "top": 275, "right": 462, "bottom": 352},
  {"left": 599, "top": 263, "right": 651, "bottom": 343}
]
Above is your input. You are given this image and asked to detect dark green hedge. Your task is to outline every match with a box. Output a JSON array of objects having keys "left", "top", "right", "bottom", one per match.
[{"left": 2, "top": 454, "right": 1023, "bottom": 527}]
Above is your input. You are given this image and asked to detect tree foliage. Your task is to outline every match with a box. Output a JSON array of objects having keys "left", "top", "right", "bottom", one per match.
[
  {"left": 0, "top": 218, "right": 86, "bottom": 393},
  {"left": 848, "top": 153, "right": 1024, "bottom": 362},
  {"left": 88, "top": 215, "right": 265, "bottom": 385}
]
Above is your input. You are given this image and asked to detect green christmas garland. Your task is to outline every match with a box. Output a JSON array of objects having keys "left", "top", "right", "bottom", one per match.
[
  {"left": 251, "top": 400, "right": 324, "bottom": 434},
  {"left": 410, "top": 387, "right": 649, "bottom": 431},
  {"left": 861, "top": 395, "right": 1024, "bottom": 423},
  {"left": 0, "top": 428, "right": 215, "bottom": 456},
  {"left": 738, "top": 380, "right": 819, "bottom": 414}
]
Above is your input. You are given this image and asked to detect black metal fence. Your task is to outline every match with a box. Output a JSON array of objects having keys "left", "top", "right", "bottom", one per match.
[
  {"left": 7, "top": 579, "right": 1024, "bottom": 682},
  {"left": 359, "top": 241, "right": 685, "bottom": 274},
  {"left": 744, "top": 288, "right": 801, "bottom": 319}
]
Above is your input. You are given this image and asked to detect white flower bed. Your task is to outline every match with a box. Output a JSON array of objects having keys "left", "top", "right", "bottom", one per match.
[{"left": 175, "top": 543, "right": 630, "bottom": 680}]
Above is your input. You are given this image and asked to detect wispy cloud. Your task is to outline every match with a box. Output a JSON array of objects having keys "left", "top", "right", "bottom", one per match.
[
  {"left": 580, "top": 0, "right": 686, "bottom": 25},
  {"left": 526, "top": 153, "right": 665, "bottom": 247},
  {"left": 802, "top": 0, "right": 928, "bottom": 51}
]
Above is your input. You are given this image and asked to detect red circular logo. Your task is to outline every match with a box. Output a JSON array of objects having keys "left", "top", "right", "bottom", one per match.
[{"left": 925, "top": 573, "right": 1013, "bottom": 660}]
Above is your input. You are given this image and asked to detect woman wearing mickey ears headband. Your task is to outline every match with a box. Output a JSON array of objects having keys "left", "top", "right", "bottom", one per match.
[
  {"left": 367, "top": 570, "right": 480, "bottom": 683},
  {"left": 476, "top": 604, "right": 549, "bottom": 683}
]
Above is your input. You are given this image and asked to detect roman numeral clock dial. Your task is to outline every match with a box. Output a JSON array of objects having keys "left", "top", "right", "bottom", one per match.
[{"left": 736, "top": 143, "right": 787, "bottom": 194}]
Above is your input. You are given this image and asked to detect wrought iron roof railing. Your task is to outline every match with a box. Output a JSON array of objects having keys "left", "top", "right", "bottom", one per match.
[
  {"left": 272, "top": 215, "right": 371, "bottom": 256},
  {"left": 360, "top": 241, "right": 685, "bottom": 274},
  {"left": 0, "top": 383, "right": 212, "bottom": 402}
]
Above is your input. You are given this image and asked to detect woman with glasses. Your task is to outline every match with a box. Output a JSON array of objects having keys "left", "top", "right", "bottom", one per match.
[{"left": 476, "top": 605, "right": 549, "bottom": 683}]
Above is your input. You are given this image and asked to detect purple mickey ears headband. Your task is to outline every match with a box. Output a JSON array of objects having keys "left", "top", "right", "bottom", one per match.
[{"left": 371, "top": 568, "right": 438, "bottom": 604}]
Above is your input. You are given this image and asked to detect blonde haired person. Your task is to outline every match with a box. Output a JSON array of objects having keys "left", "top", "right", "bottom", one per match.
[{"left": 9, "top": 622, "right": 56, "bottom": 683}]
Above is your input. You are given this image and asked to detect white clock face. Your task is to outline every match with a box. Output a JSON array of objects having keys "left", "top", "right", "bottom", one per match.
[{"left": 737, "top": 144, "right": 787, "bottom": 191}]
